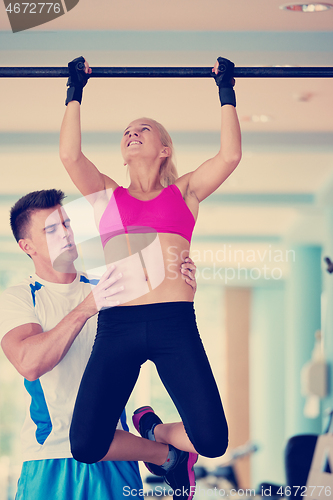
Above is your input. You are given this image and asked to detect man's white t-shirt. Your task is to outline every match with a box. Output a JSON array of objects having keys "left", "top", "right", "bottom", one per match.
[{"left": 0, "top": 273, "right": 125, "bottom": 462}]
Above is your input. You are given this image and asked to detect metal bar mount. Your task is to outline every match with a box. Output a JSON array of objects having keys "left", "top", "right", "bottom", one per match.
[{"left": 0, "top": 67, "right": 333, "bottom": 78}]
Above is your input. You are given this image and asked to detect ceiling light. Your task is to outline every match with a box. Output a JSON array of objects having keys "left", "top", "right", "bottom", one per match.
[
  {"left": 251, "top": 115, "right": 273, "bottom": 123},
  {"left": 280, "top": 3, "right": 333, "bottom": 11},
  {"left": 242, "top": 115, "right": 274, "bottom": 123}
]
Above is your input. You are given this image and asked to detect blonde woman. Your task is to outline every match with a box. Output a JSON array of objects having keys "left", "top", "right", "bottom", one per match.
[{"left": 60, "top": 56, "right": 241, "bottom": 500}]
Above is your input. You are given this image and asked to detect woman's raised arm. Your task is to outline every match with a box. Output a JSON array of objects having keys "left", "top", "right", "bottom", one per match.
[
  {"left": 59, "top": 57, "right": 118, "bottom": 201},
  {"left": 185, "top": 57, "right": 242, "bottom": 203}
]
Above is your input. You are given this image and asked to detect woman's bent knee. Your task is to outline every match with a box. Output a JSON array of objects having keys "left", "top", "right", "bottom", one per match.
[
  {"left": 70, "top": 433, "right": 109, "bottom": 464},
  {"left": 70, "top": 441, "right": 104, "bottom": 464},
  {"left": 194, "top": 428, "right": 229, "bottom": 459},
  {"left": 198, "top": 439, "right": 229, "bottom": 458}
]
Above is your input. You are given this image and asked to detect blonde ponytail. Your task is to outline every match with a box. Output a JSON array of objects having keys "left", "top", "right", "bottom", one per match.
[{"left": 139, "top": 118, "right": 178, "bottom": 187}]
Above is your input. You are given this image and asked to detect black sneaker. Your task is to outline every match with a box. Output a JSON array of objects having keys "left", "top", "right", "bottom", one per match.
[
  {"left": 132, "top": 406, "right": 165, "bottom": 476},
  {"left": 164, "top": 449, "right": 198, "bottom": 500},
  {"left": 132, "top": 406, "right": 162, "bottom": 440},
  {"left": 133, "top": 406, "right": 198, "bottom": 499}
]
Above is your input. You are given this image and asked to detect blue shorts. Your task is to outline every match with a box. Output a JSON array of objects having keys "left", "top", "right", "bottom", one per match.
[{"left": 15, "top": 458, "right": 142, "bottom": 500}]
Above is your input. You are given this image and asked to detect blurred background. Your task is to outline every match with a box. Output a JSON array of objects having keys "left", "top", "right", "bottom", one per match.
[{"left": 1, "top": 0, "right": 333, "bottom": 497}]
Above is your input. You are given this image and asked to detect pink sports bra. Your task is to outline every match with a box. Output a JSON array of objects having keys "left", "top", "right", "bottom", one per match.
[{"left": 99, "top": 184, "right": 195, "bottom": 248}]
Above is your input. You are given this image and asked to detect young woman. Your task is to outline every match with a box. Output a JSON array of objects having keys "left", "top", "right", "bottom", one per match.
[{"left": 60, "top": 56, "right": 241, "bottom": 499}]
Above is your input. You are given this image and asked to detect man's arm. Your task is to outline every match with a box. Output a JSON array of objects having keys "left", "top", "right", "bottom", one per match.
[
  {"left": 2, "top": 307, "right": 90, "bottom": 382},
  {"left": 1, "top": 267, "right": 122, "bottom": 381}
]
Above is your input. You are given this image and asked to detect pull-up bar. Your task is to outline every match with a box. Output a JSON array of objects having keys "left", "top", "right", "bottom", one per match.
[{"left": 0, "top": 67, "right": 333, "bottom": 78}]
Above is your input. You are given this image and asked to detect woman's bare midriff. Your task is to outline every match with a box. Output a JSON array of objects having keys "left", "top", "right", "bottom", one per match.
[{"left": 103, "top": 232, "right": 194, "bottom": 306}]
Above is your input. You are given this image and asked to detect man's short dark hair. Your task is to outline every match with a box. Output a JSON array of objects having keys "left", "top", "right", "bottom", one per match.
[{"left": 10, "top": 189, "right": 66, "bottom": 243}]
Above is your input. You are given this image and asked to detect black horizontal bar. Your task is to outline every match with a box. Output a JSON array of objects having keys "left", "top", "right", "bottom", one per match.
[{"left": 0, "top": 67, "right": 333, "bottom": 79}]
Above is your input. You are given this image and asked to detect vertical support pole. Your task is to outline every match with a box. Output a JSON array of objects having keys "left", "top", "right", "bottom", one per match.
[
  {"left": 285, "top": 246, "right": 322, "bottom": 437},
  {"left": 322, "top": 209, "right": 333, "bottom": 418},
  {"left": 250, "top": 285, "right": 286, "bottom": 486},
  {"left": 225, "top": 287, "right": 251, "bottom": 488}
]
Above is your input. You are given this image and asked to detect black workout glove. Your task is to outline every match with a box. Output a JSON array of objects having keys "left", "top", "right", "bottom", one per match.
[
  {"left": 65, "top": 56, "right": 90, "bottom": 106},
  {"left": 213, "top": 57, "right": 236, "bottom": 107}
]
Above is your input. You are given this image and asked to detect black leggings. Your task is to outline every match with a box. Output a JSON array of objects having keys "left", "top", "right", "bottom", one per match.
[{"left": 70, "top": 302, "right": 228, "bottom": 464}]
